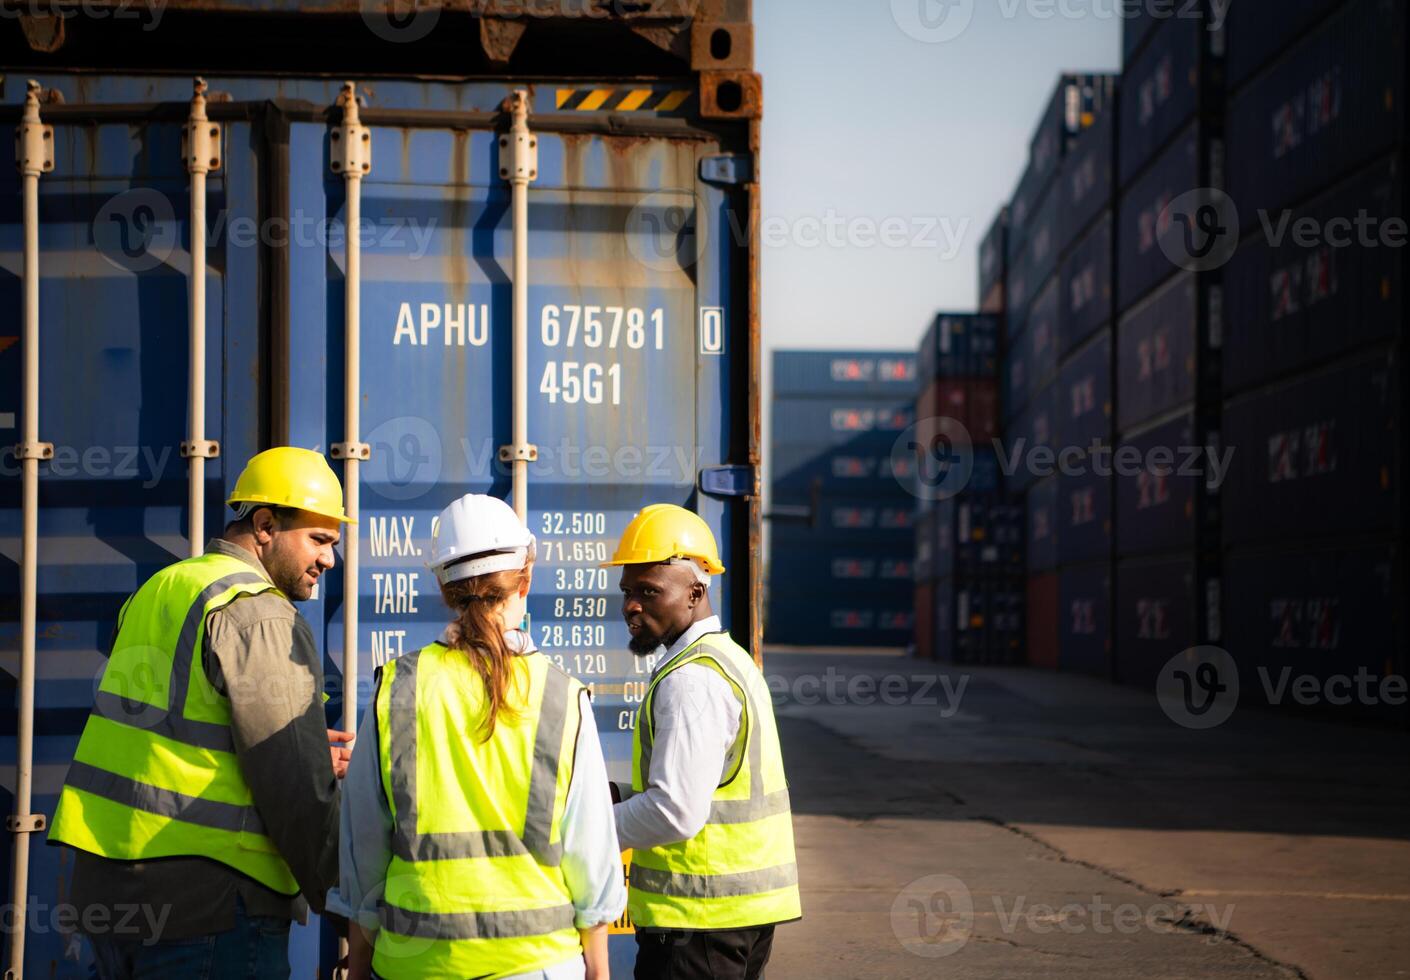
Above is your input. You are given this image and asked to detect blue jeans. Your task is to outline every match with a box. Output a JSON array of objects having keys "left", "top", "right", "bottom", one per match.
[{"left": 88, "top": 899, "right": 291, "bottom": 980}]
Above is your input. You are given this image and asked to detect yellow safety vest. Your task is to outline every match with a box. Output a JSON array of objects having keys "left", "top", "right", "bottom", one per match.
[
  {"left": 372, "top": 642, "right": 585, "bottom": 980},
  {"left": 50, "top": 550, "right": 300, "bottom": 894},
  {"left": 629, "top": 631, "right": 802, "bottom": 930}
]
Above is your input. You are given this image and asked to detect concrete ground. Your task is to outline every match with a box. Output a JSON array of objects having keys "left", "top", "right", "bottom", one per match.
[{"left": 764, "top": 649, "right": 1410, "bottom": 980}]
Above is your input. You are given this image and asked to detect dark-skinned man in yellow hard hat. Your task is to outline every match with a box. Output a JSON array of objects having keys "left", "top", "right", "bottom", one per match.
[{"left": 605, "top": 504, "right": 802, "bottom": 980}]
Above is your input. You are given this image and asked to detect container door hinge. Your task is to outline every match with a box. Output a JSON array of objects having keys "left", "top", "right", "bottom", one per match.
[
  {"left": 15, "top": 84, "right": 54, "bottom": 175},
  {"left": 15, "top": 440, "right": 53, "bottom": 461},
  {"left": 331, "top": 83, "right": 371, "bottom": 176},
  {"left": 6, "top": 813, "right": 46, "bottom": 833},
  {"left": 331, "top": 442, "right": 371, "bottom": 460},
  {"left": 180, "top": 440, "right": 220, "bottom": 459},
  {"left": 699, "top": 154, "right": 752, "bottom": 186},
  {"left": 699, "top": 465, "right": 755, "bottom": 498}
]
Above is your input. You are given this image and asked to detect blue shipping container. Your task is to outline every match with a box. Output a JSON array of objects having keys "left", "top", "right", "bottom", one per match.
[
  {"left": 1116, "top": 271, "right": 1200, "bottom": 434},
  {"left": 1024, "top": 278, "right": 1061, "bottom": 405},
  {"left": 1226, "top": 0, "right": 1346, "bottom": 89},
  {"left": 764, "top": 597, "right": 913, "bottom": 648},
  {"left": 1058, "top": 106, "right": 1116, "bottom": 255},
  {"left": 1059, "top": 212, "right": 1114, "bottom": 356},
  {"left": 920, "top": 314, "right": 1002, "bottom": 381},
  {"left": 1115, "top": 409, "right": 1203, "bottom": 558},
  {"left": 1057, "top": 327, "right": 1114, "bottom": 454},
  {"left": 1007, "top": 384, "right": 1057, "bottom": 495},
  {"left": 1114, "top": 555, "right": 1198, "bottom": 688},
  {"left": 770, "top": 442, "right": 913, "bottom": 502},
  {"left": 772, "top": 349, "right": 918, "bottom": 399},
  {"left": 0, "top": 48, "right": 761, "bottom": 975},
  {"left": 1223, "top": 543, "right": 1401, "bottom": 718},
  {"left": 1027, "top": 475, "right": 1059, "bottom": 573},
  {"left": 769, "top": 500, "right": 916, "bottom": 542},
  {"left": 1119, "top": 8, "right": 1222, "bottom": 190},
  {"left": 1057, "top": 466, "right": 1113, "bottom": 566},
  {"left": 770, "top": 397, "right": 914, "bottom": 452},
  {"left": 1059, "top": 562, "right": 1112, "bottom": 677},
  {"left": 1227, "top": 0, "right": 1407, "bottom": 218},
  {"left": 1221, "top": 348, "right": 1400, "bottom": 546},
  {"left": 1116, "top": 122, "right": 1207, "bottom": 314},
  {"left": 980, "top": 208, "right": 1009, "bottom": 310},
  {"left": 1223, "top": 154, "right": 1405, "bottom": 395}
]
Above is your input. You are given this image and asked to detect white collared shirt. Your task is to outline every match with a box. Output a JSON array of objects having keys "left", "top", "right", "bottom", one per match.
[{"left": 613, "top": 615, "right": 744, "bottom": 851}]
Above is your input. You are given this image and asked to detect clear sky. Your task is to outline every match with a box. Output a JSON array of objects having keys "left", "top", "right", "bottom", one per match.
[{"left": 756, "top": 0, "right": 1122, "bottom": 357}]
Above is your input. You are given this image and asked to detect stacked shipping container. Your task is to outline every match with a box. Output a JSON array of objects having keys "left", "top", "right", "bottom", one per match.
[
  {"left": 767, "top": 351, "right": 918, "bottom": 646},
  {"left": 1112, "top": 4, "right": 1226, "bottom": 689},
  {"left": 1220, "top": 0, "right": 1406, "bottom": 713},
  {"left": 911, "top": 316, "right": 1020, "bottom": 663},
  {"left": 999, "top": 73, "right": 1116, "bottom": 669}
]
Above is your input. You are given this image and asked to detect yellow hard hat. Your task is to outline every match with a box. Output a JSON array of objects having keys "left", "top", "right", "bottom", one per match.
[
  {"left": 227, "top": 447, "right": 355, "bottom": 524},
  {"left": 602, "top": 504, "right": 724, "bottom": 574}
]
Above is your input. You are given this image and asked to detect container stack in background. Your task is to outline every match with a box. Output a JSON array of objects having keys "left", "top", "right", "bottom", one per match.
[
  {"left": 912, "top": 314, "right": 1023, "bottom": 663},
  {"left": 1055, "top": 75, "right": 1119, "bottom": 679},
  {"left": 1110, "top": 5, "right": 1226, "bottom": 689},
  {"left": 1220, "top": 0, "right": 1406, "bottom": 714},
  {"left": 1000, "top": 74, "right": 1116, "bottom": 670},
  {"left": 767, "top": 351, "right": 918, "bottom": 647}
]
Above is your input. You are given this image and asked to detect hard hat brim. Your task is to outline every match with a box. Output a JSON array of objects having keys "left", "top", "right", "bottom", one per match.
[
  {"left": 600, "top": 554, "right": 725, "bottom": 574},
  {"left": 227, "top": 493, "right": 356, "bottom": 525}
]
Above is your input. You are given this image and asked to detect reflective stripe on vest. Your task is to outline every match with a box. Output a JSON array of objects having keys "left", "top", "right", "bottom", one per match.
[
  {"left": 629, "top": 632, "right": 802, "bottom": 930},
  {"left": 372, "top": 644, "right": 583, "bottom": 978},
  {"left": 49, "top": 551, "right": 298, "bottom": 895}
]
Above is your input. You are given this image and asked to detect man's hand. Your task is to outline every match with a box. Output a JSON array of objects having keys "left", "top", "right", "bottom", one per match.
[{"left": 328, "top": 729, "right": 355, "bottom": 779}]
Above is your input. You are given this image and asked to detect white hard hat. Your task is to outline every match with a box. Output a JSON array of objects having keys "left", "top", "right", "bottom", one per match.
[{"left": 430, "top": 494, "right": 536, "bottom": 585}]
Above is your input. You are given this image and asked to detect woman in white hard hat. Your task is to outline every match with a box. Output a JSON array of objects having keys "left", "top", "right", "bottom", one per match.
[{"left": 329, "top": 494, "right": 624, "bottom": 980}]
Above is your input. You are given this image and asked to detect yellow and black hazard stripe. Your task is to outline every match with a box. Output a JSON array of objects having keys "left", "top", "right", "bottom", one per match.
[{"left": 555, "top": 87, "right": 694, "bottom": 113}]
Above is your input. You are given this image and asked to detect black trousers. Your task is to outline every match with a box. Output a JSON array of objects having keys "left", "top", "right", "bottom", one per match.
[{"left": 634, "top": 926, "right": 776, "bottom": 980}]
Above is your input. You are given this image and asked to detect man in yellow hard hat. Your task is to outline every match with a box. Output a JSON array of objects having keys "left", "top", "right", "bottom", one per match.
[
  {"left": 604, "top": 504, "right": 801, "bottom": 979},
  {"left": 50, "top": 447, "right": 354, "bottom": 979}
]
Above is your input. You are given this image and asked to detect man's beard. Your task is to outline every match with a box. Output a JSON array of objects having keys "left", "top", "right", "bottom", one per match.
[{"left": 628, "top": 630, "right": 664, "bottom": 655}]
